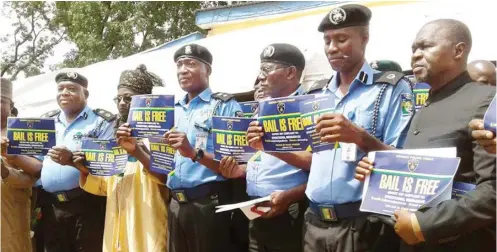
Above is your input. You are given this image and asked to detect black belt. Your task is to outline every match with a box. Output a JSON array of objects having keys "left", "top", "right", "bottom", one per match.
[
  {"left": 308, "top": 200, "right": 367, "bottom": 222},
  {"left": 44, "top": 187, "right": 86, "bottom": 203},
  {"left": 171, "top": 182, "right": 226, "bottom": 204}
]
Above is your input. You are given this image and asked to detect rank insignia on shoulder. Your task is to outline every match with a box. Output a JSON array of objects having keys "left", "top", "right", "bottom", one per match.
[
  {"left": 306, "top": 78, "right": 331, "bottom": 94},
  {"left": 93, "top": 109, "right": 117, "bottom": 122},
  {"left": 212, "top": 92, "right": 234, "bottom": 102},
  {"left": 374, "top": 71, "right": 405, "bottom": 86},
  {"left": 40, "top": 109, "right": 61, "bottom": 118}
]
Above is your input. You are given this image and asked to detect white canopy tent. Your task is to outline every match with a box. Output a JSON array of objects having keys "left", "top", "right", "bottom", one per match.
[{"left": 12, "top": 1, "right": 496, "bottom": 117}]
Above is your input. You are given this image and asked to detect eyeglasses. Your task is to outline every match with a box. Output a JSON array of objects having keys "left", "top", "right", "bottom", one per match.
[
  {"left": 259, "top": 64, "right": 290, "bottom": 77},
  {"left": 113, "top": 96, "right": 132, "bottom": 104}
]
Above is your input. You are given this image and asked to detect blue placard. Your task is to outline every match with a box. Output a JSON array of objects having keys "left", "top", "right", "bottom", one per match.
[
  {"left": 127, "top": 95, "right": 175, "bottom": 138},
  {"left": 212, "top": 116, "right": 255, "bottom": 162},
  {"left": 258, "top": 95, "right": 314, "bottom": 152},
  {"left": 239, "top": 101, "right": 259, "bottom": 118},
  {"left": 149, "top": 137, "right": 176, "bottom": 174},
  {"left": 413, "top": 82, "right": 430, "bottom": 111},
  {"left": 300, "top": 95, "right": 336, "bottom": 152},
  {"left": 483, "top": 95, "right": 496, "bottom": 133},
  {"left": 360, "top": 152, "right": 460, "bottom": 216},
  {"left": 7, "top": 117, "right": 56, "bottom": 155},
  {"left": 451, "top": 181, "right": 476, "bottom": 199},
  {"left": 81, "top": 139, "right": 127, "bottom": 176}
]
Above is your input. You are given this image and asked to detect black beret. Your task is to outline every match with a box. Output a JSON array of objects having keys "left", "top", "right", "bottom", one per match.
[
  {"left": 55, "top": 72, "right": 88, "bottom": 88},
  {"left": 370, "top": 60, "right": 403, "bottom": 72},
  {"left": 260, "top": 43, "right": 305, "bottom": 71},
  {"left": 174, "top": 44, "right": 213, "bottom": 66},
  {"left": 318, "top": 4, "right": 372, "bottom": 32}
]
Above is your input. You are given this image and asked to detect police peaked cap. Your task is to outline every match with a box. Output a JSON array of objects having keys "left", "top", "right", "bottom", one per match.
[
  {"left": 260, "top": 43, "right": 306, "bottom": 71},
  {"left": 55, "top": 72, "right": 88, "bottom": 88},
  {"left": 370, "top": 60, "right": 403, "bottom": 72},
  {"left": 174, "top": 44, "right": 213, "bottom": 66},
  {"left": 318, "top": 4, "right": 372, "bottom": 32}
]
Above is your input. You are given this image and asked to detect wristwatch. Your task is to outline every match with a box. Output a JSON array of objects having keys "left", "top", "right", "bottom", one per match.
[{"left": 192, "top": 148, "right": 204, "bottom": 162}]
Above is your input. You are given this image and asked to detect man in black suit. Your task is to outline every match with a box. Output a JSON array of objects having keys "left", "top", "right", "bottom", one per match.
[{"left": 355, "top": 19, "right": 496, "bottom": 251}]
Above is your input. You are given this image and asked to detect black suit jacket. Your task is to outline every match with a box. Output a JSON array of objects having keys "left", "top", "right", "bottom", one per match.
[{"left": 403, "top": 72, "right": 496, "bottom": 250}]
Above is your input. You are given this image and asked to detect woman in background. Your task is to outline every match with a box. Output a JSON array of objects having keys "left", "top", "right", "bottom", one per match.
[{"left": 72, "top": 65, "right": 169, "bottom": 252}]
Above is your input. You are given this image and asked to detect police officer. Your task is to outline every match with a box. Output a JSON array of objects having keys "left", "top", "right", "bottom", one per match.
[
  {"left": 164, "top": 43, "right": 243, "bottom": 252},
  {"left": 356, "top": 19, "right": 496, "bottom": 251},
  {"left": 39, "top": 72, "right": 116, "bottom": 252},
  {"left": 248, "top": 4, "right": 413, "bottom": 251},
  {"left": 223, "top": 43, "right": 308, "bottom": 252}
]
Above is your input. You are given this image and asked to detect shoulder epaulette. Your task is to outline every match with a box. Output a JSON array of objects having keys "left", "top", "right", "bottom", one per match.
[
  {"left": 93, "top": 108, "right": 117, "bottom": 122},
  {"left": 212, "top": 92, "right": 235, "bottom": 102},
  {"left": 40, "top": 109, "right": 60, "bottom": 118},
  {"left": 306, "top": 78, "right": 331, "bottom": 94},
  {"left": 373, "top": 71, "right": 406, "bottom": 86}
]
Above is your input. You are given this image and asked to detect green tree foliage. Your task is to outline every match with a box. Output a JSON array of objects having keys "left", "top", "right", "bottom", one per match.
[
  {"left": 0, "top": 1, "right": 65, "bottom": 80},
  {"left": 54, "top": 1, "right": 245, "bottom": 68}
]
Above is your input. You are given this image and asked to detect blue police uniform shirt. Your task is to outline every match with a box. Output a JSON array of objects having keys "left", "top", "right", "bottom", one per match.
[
  {"left": 246, "top": 85, "right": 309, "bottom": 197},
  {"left": 306, "top": 62, "right": 413, "bottom": 205},
  {"left": 166, "top": 88, "right": 243, "bottom": 189},
  {"left": 40, "top": 106, "right": 115, "bottom": 193}
]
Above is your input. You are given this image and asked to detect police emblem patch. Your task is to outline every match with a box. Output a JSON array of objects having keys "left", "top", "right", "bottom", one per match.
[
  {"left": 185, "top": 45, "right": 192, "bottom": 55},
  {"left": 277, "top": 102, "right": 285, "bottom": 114},
  {"left": 145, "top": 98, "right": 152, "bottom": 107},
  {"left": 227, "top": 120, "right": 233, "bottom": 130},
  {"left": 235, "top": 111, "right": 244, "bottom": 118},
  {"left": 263, "top": 46, "right": 275, "bottom": 58},
  {"left": 407, "top": 157, "right": 419, "bottom": 172},
  {"left": 312, "top": 101, "right": 319, "bottom": 111},
  {"left": 67, "top": 72, "right": 78, "bottom": 80},
  {"left": 329, "top": 7, "right": 347, "bottom": 25},
  {"left": 371, "top": 60, "right": 379, "bottom": 70},
  {"left": 400, "top": 93, "right": 413, "bottom": 116},
  {"left": 251, "top": 103, "right": 258, "bottom": 113}
]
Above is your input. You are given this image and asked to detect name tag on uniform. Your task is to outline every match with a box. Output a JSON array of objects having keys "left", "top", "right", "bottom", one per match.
[
  {"left": 341, "top": 143, "right": 357, "bottom": 162},
  {"left": 195, "top": 132, "right": 208, "bottom": 150}
]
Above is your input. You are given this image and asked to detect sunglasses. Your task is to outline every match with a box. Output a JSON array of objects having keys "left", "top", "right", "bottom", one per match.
[
  {"left": 113, "top": 96, "right": 133, "bottom": 104},
  {"left": 259, "top": 64, "right": 291, "bottom": 77}
]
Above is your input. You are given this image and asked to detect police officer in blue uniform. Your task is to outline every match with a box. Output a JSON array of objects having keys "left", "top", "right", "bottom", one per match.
[
  {"left": 164, "top": 44, "right": 243, "bottom": 252},
  {"left": 247, "top": 4, "right": 413, "bottom": 252},
  {"left": 223, "top": 43, "right": 309, "bottom": 252},
  {"left": 38, "top": 72, "right": 116, "bottom": 252}
]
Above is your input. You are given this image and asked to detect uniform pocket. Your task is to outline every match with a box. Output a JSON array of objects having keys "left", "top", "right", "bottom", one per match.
[{"left": 355, "top": 110, "right": 375, "bottom": 134}]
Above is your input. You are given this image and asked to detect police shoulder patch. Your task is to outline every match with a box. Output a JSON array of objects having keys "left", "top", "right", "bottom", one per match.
[
  {"left": 40, "top": 109, "right": 61, "bottom": 118},
  {"left": 306, "top": 78, "right": 331, "bottom": 94},
  {"left": 212, "top": 92, "right": 234, "bottom": 102},
  {"left": 93, "top": 108, "right": 117, "bottom": 122},
  {"left": 373, "top": 71, "right": 405, "bottom": 86}
]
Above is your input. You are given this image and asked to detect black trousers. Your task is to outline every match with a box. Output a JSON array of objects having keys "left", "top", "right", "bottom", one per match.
[
  {"left": 399, "top": 227, "right": 496, "bottom": 252},
  {"left": 40, "top": 189, "right": 106, "bottom": 252},
  {"left": 248, "top": 200, "right": 307, "bottom": 252},
  {"left": 303, "top": 209, "right": 399, "bottom": 252},
  {"left": 230, "top": 179, "right": 250, "bottom": 252},
  {"left": 168, "top": 183, "right": 233, "bottom": 252}
]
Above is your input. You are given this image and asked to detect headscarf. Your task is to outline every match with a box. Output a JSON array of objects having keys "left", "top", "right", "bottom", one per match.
[
  {"left": 115, "top": 64, "right": 164, "bottom": 131},
  {"left": 118, "top": 64, "right": 163, "bottom": 95}
]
